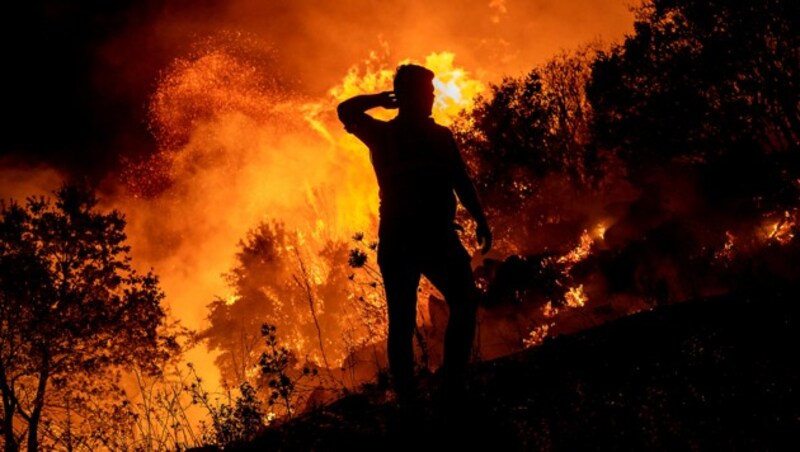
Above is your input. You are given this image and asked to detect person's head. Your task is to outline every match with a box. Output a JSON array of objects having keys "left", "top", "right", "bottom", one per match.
[{"left": 393, "top": 64, "right": 435, "bottom": 118}]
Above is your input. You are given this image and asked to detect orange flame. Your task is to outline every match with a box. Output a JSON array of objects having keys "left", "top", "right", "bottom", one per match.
[
  {"left": 564, "top": 284, "right": 588, "bottom": 308},
  {"left": 558, "top": 222, "right": 606, "bottom": 266},
  {"left": 523, "top": 323, "right": 552, "bottom": 348},
  {"left": 763, "top": 210, "right": 796, "bottom": 245}
]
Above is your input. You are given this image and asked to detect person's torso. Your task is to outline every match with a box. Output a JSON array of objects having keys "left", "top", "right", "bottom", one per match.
[{"left": 369, "top": 117, "right": 457, "bottom": 224}]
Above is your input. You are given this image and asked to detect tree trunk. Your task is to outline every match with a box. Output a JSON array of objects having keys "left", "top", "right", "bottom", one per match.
[
  {"left": 0, "top": 364, "right": 20, "bottom": 452},
  {"left": 25, "top": 360, "right": 49, "bottom": 452},
  {"left": 2, "top": 400, "right": 19, "bottom": 452}
]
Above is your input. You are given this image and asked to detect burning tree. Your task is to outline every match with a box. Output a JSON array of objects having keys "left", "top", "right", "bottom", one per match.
[
  {"left": 0, "top": 185, "right": 176, "bottom": 451},
  {"left": 201, "top": 222, "right": 377, "bottom": 405}
]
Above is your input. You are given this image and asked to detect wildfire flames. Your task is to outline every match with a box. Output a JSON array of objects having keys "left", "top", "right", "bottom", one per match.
[
  {"left": 117, "top": 34, "right": 799, "bottom": 386},
  {"left": 0, "top": 8, "right": 650, "bottom": 429},
  {"left": 764, "top": 210, "right": 797, "bottom": 245},
  {"left": 118, "top": 34, "right": 636, "bottom": 392},
  {"left": 115, "top": 40, "right": 489, "bottom": 385},
  {"left": 4, "top": 1, "right": 799, "bottom": 447}
]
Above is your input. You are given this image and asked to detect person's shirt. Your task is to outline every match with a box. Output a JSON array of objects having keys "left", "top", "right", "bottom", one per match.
[{"left": 341, "top": 112, "right": 468, "bottom": 228}]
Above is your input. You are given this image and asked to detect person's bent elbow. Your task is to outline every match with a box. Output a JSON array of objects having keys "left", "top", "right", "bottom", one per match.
[{"left": 337, "top": 102, "right": 351, "bottom": 125}]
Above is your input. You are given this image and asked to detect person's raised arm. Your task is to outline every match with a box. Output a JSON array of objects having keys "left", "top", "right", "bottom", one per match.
[
  {"left": 337, "top": 91, "right": 397, "bottom": 130},
  {"left": 452, "top": 140, "right": 492, "bottom": 254}
]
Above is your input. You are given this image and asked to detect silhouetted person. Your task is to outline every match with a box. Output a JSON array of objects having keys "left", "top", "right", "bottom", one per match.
[{"left": 337, "top": 64, "right": 492, "bottom": 410}]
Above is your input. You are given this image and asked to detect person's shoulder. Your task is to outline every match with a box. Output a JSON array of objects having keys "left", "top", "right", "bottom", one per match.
[
  {"left": 430, "top": 121, "right": 457, "bottom": 143},
  {"left": 425, "top": 119, "right": 453, "bottom": 135}
]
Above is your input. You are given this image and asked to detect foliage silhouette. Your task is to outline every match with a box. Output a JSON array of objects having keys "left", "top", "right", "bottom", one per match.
[
  {"left": 188, "top": 367, "right": 265, "bottom": 446},
  {"left": 259, "top": 323, "right": 319, "bottom": 418},
  {"left": 0, "top": 184, "right": 176, "bottom": 451},
  {"left": 587, "top": 0, "right": 799, "bottom": 209},
  {"left": 454, "top": 46, "right": 598, "bottom": 206}
]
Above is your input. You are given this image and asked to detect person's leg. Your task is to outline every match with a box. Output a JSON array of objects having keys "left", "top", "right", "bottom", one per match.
[
  {"left": 422, "top": 232, "right": 479, "bottom": 386},
  {"left": 379, "top": 248, "right": 421, "bottom": 405}
]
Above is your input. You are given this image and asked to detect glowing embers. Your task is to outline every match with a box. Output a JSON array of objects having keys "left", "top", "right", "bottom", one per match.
[
  {"left": 150, "top": 46, "right": 285, "bottom": 151},
  {"left": 712, "top": 210, "right": 796, "bottom": 264},
  {"left": 557, "top": 222, "right": 607, "bottom": 266},
  {"left": 522, "top": 221, "right": 605, "bottom": 349},
  {"left": 594, "top": 222, "right": 608, "bottom": 241},
  {"left": 526, "top": 284, "right": 587, "bottom": 347},
  {"left": 564, "top": 284, "right": 588, "bottom": 308},
  {"left": 762, "top": 210, "right": 796, "bottom": 245},
  {"left": 714, "top": 231, "right": 736, "bottom": 261},
  {"left": 523, "top": 323, "right": 552, "bottom": 348}
]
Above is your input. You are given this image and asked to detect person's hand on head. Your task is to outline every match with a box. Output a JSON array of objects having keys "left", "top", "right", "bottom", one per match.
[{"left": 378, "top": 91, "right": 398, "bottom": 109}]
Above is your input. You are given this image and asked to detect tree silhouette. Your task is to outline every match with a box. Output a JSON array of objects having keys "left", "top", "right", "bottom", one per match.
[
  {"left": 454, "top": 46, "right": 597, "bottom": 208},
  {"left": 452, "top": 46, "right": 603, "bottom": 252},
  {"left": 588, "top": 0, "right": 799, "bottom": 209},
  {"left": 0, "top": 185, "right": 175, "bottom": 451}
]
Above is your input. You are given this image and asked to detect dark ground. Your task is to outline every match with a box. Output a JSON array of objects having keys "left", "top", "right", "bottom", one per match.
[{"left": 223, "top": 285, "right": 799, "bottom": 451}]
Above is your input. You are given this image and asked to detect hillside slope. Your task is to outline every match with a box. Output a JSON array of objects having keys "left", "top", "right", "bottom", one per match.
[{"left": 231, "top": 287, "right": 799, "bottom": 451}]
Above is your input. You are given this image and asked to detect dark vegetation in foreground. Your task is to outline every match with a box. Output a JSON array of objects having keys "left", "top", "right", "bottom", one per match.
[{"left": 221, "top": 284, "right": 799, "bottom": 451}]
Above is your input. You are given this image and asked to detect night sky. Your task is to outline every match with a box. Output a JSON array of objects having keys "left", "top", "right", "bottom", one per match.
[{"left": 3, "top": 1, "right": 156, "bottom": 178}]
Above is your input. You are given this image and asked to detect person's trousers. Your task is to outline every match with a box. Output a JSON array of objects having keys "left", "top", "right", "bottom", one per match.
[{"left": 377, "top": 223, "right": 479, "bottom": 401}]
